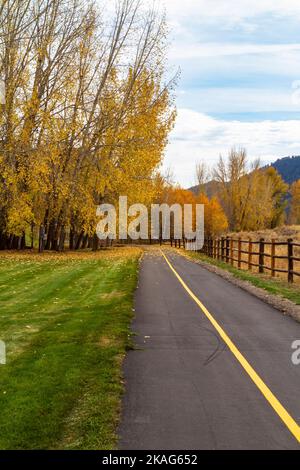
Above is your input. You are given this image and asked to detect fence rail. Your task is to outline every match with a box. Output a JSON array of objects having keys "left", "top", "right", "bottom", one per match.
[{"left": 195, "top": 236, "right": 300, "bottom": 283}]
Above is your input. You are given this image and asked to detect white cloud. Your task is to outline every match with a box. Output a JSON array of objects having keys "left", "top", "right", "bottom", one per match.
[
  {"left": 164, "top": 109, "right": 300, "bottom": 187},
  {"left": 178, "top": 88, "right": 300, "bottom": 113},
  {"left": 162, "top": 0, "right": 300, "bottom": 24},
  {"left": 170, "top": 43, "right": 300, "bottom": 60}
]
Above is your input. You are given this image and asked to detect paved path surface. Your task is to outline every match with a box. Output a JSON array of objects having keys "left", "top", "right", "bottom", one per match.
[{"left": 119, "top": 249, "right": 300, "bottom": 450}]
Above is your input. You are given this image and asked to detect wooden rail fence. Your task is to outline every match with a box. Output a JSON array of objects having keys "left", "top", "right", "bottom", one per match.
[
  {"left": 118, "top": 236, "right": 300, "bottom": 284},
  {"left": 196, "top": 236, "right": 300, "bottom": 283}
]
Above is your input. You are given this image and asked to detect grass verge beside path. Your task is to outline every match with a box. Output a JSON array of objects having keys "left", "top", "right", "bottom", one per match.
[
  {"left": 183, "top": 251, "right": 300, "bottom": 306},
  {"left": 0, "top": 248, "right": 141, "bottom": 450}
]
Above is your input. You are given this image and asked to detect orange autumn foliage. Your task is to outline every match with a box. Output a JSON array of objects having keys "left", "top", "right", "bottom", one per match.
[{"left": 164, "top": 187, "right": 228, "bottom": 237}]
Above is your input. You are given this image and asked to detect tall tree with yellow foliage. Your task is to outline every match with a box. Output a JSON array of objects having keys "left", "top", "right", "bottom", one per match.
[
  {"left": 290, "top": 180, "right": 300, "bottom": 224},
  {"left": 213, "top": 148, "right": 287, "bottom": 231}
]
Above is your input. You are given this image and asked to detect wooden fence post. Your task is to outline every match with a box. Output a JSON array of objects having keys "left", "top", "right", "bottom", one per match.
[
  {"left": 238, "top": 237, "right": 241, "bottom": 268},
  {"left": 259, "top": 238, "right": 265, "bottom": 273},
  {"left": 230, "top": 238, "right": 233, "bottom": 265},
  {"left": 288, "top": 238, "right": 294, "bottom": 283},
  {"left": 221, "top": 237, "right": 225, "bottom": 261},
  {"left": 248, "top": 238, "right": 252, "bottom": 271},
  {"left": 225, "top": 236, "right": 230, "bottom": 263},
  {"left": 271, "top": 239, "right": 275, "bottom": 277}
]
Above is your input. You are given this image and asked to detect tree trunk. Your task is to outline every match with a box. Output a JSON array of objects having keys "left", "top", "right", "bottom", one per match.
[
  {"left": 45, "top": 221, "right": 54, "bottom": 250},
  {"left": 0, "top": 231, "right": 9, "bottom": 250},
  {"left": 75, "top": 231, "right": 84, "bottom": 250},
  {"left": 58, "top": 226, "right": 66, "bottom": 251},
  {"left": 92, "top": 234, "right": 99, "bottom": 251},
  {"left": 69, "top": 227, "right": 74, "bottom": 250},
  {"left": 81, "top": 234, "right": 88, "bottom": 249},
  {"left": 20, "top": 232, "right": 26, "bottom": 249},
  {"left": 39, "top": 225, "right": 45, "bottom": 253},
  {"left": 31, "top": 223, "right": 34, "bottom": 249}
]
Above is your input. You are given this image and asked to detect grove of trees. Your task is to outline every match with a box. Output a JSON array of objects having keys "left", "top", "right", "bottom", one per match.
[
  {"left": 290, "top": 180, "right": 300, "bottom": 224},
  {"left": 213, "top": 149, "right": 288, "bottom": 232},
  {"left": 168, "top": 148, "right": 292, "bottom": 237},
  {"left": 0, "top": 0, "right": 176, "bottom": 250}
]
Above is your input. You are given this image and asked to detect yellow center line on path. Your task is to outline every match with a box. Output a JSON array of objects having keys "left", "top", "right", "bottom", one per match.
[{"left": 161, "top": 250, "right": 300, "bottom": 444}]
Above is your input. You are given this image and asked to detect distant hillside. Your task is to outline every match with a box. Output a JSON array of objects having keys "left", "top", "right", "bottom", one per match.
[
  {"left": 189, "top": 156, "right": 300, "bottom": 194},
  {"left": 265, "top": 156, "right": 300, "bottom": 185},
  {"left": 189, "top": 180, "right": 221, "bottom": 197}
]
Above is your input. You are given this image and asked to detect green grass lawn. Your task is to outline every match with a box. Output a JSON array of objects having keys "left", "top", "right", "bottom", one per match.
[
  {"left": 0, "top": 248, "right": 141, "bottom": 450},
  {"left": 183, "top": 251, "right": 300, "bottom": 305}
]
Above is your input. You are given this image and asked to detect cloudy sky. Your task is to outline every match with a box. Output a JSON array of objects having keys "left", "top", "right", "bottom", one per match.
[{"left": 162, "top": 0, "right": 300, "bottom": 187}]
